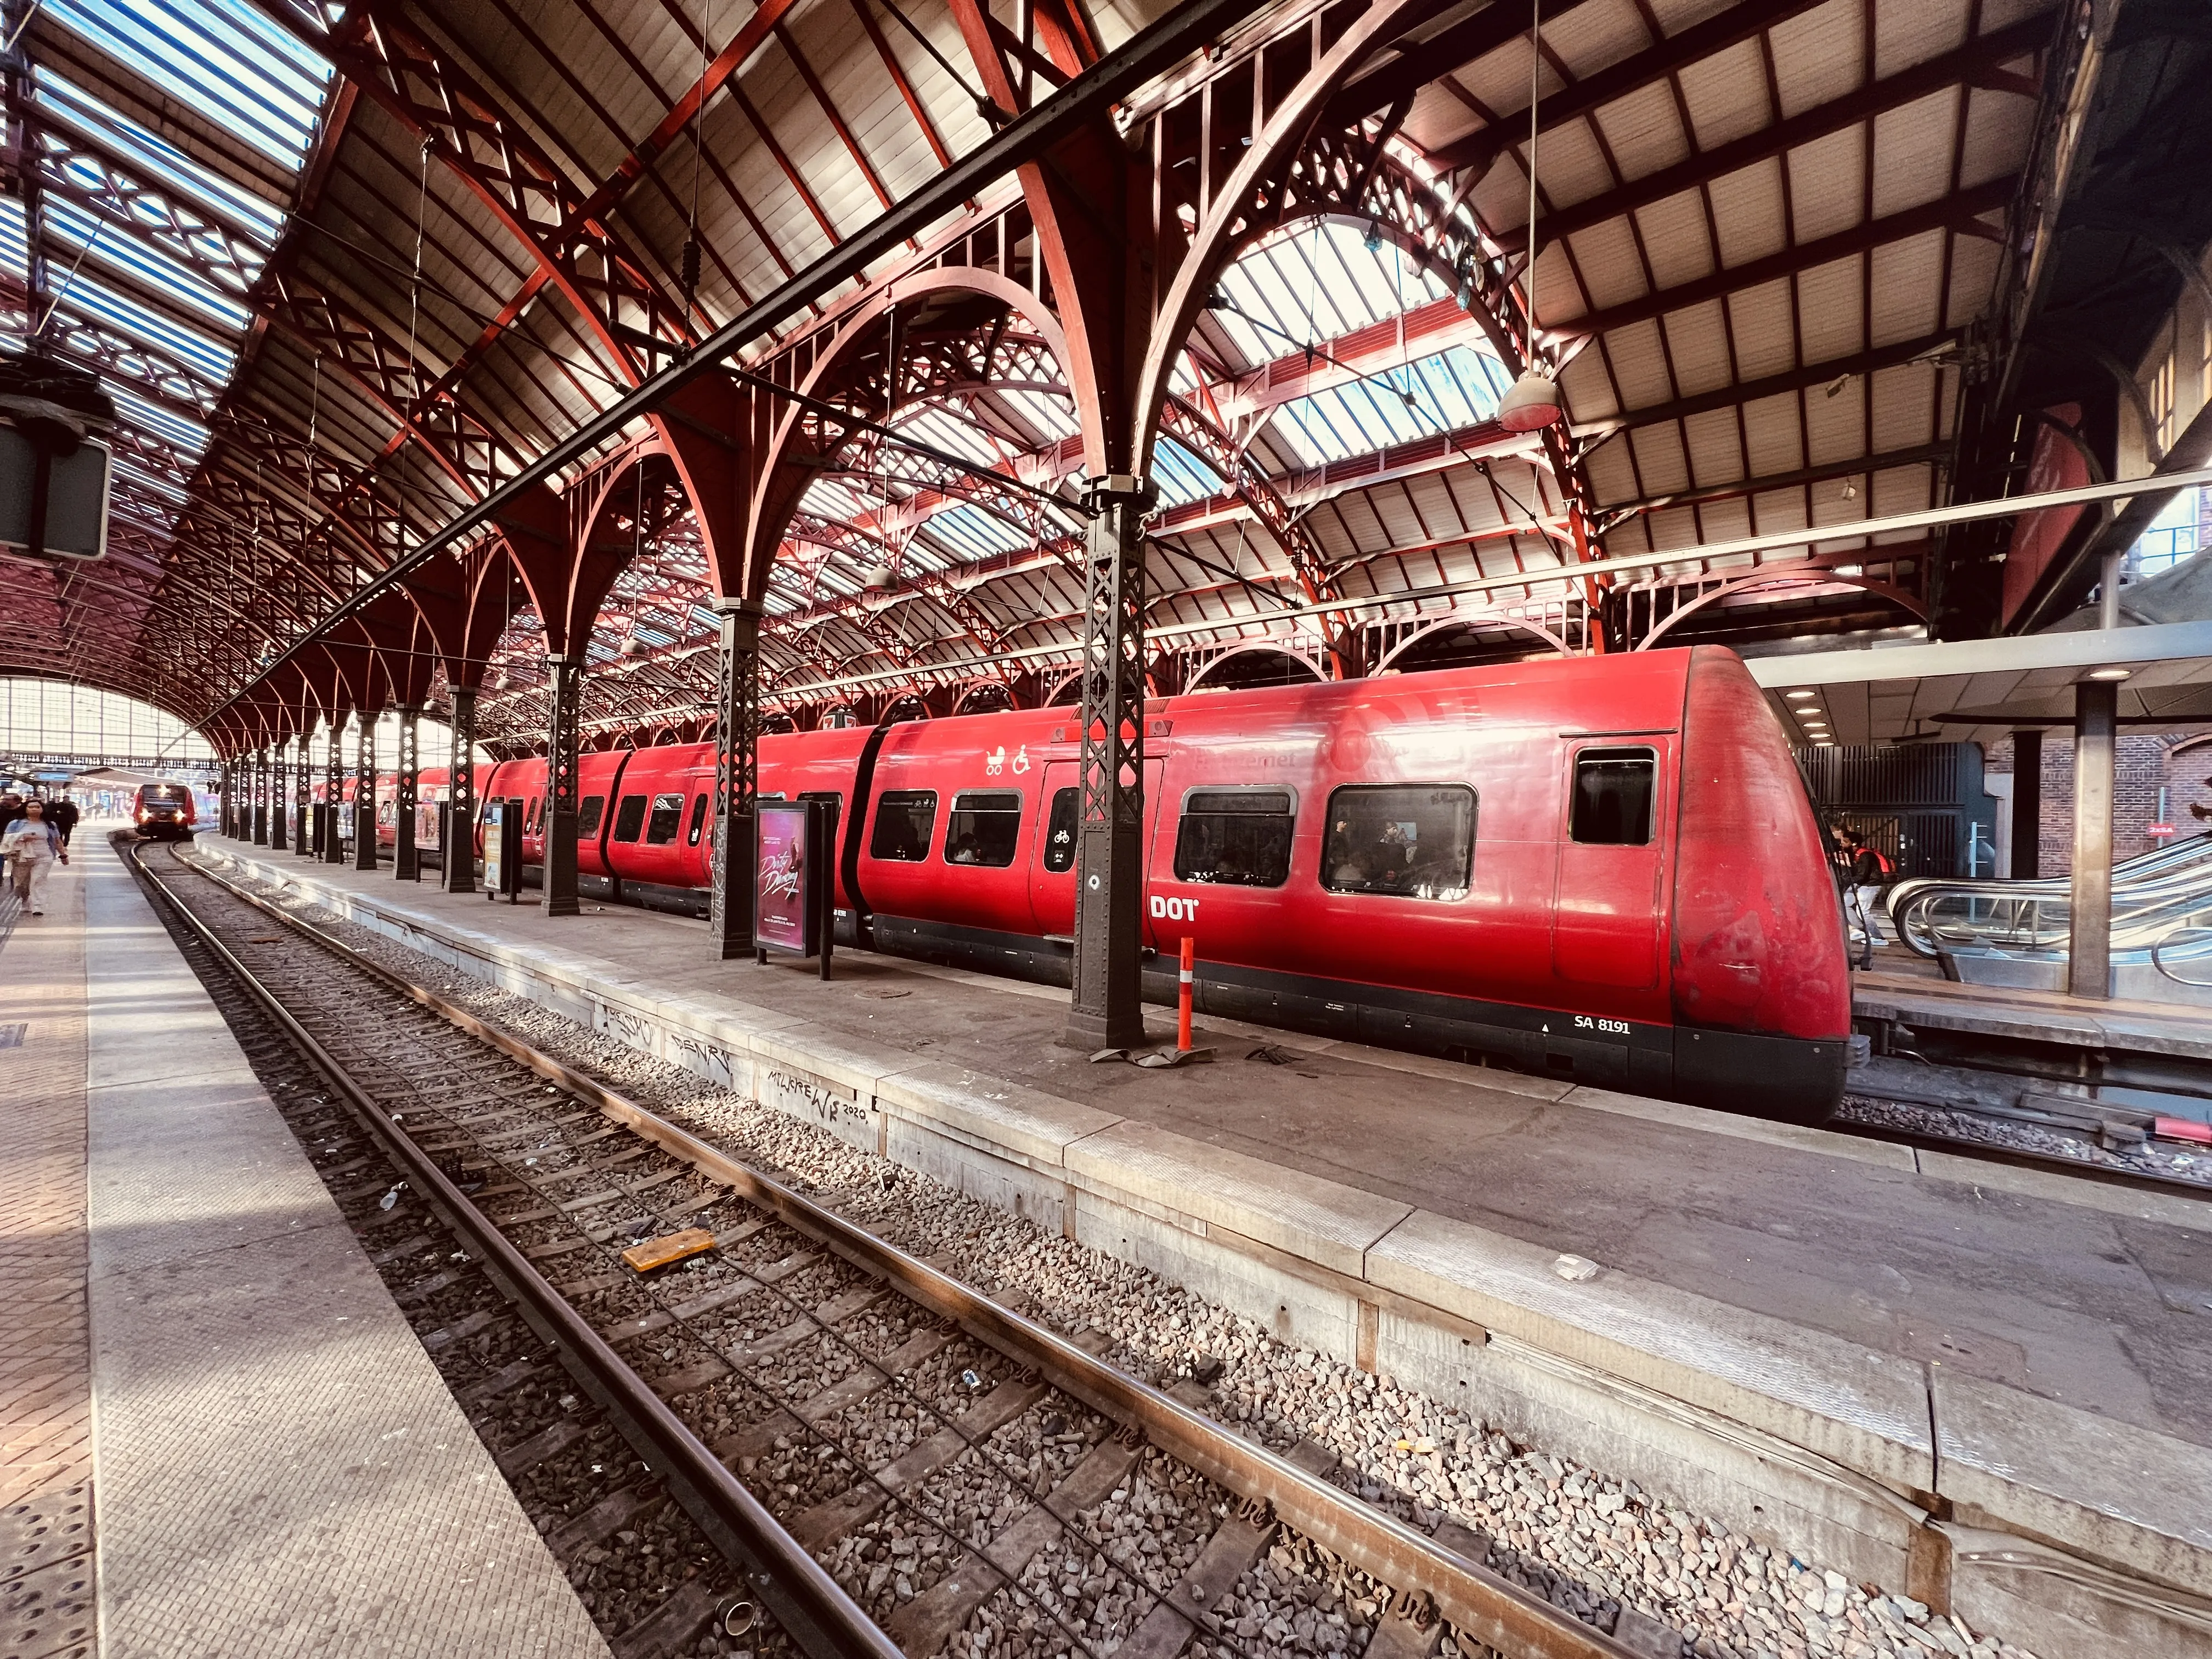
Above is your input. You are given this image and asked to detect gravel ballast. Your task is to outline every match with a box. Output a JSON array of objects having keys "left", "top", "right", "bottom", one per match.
[{"left": 196, "top": 852, "right": 2045, "bottom": 1659}]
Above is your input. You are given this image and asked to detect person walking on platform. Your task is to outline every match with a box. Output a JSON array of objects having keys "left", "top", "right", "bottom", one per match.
[
  {"left": 0, "top": 792, "right": 22, "bottom": 836},
  {"left": 46, "top": 794, "right": 78, "bottom": 848},
  {"left": 1838, "top": 829, "right": 1895, "bottom": 946},
  {"left": 3, "top": 799, "right": 67, "bottom": 916}
]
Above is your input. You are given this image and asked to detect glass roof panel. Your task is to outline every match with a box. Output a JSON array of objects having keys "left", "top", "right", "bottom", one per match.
[
  {"left": 45, "top": 0, "right": 333, "bottom": 169},
  {"left": 43, "top": 196, "right": 256, "bottom": 329},
  {"left": 36, "top": 70, "right": 287, "bottom": 242}
]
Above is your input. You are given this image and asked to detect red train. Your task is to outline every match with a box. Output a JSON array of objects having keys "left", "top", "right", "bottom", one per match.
[
  {"left": 133, "top": 781, "right": 199, "bottom": 839},
  {"left": 323, "top": 648, "right": 1848, "bottom": 1119}
]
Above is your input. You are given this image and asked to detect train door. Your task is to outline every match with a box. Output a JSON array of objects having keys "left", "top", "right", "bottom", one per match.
[
  {"left": 1551, "top": 740, "right": 1670, "bottom": 992},
  {"left": 1027, "top": 759, "right": 1163, "bottom": 938}
]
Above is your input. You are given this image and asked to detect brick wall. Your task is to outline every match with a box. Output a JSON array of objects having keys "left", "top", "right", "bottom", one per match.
[{"left": 1984, "top": 733, "right": 2212, "bottom": 874}]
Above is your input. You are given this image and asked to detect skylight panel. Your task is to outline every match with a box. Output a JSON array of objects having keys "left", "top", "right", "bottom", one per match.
[
  {"left": 1150, "top": 438, "right": 1220, "bottom": 507},
  {"left": 36, "top": 72, "right": 286, "bottom": 244},
  {"left": 45, "top": 0, "right": 334, "bottom": 170},
  {"left": 51, "top": 272, "right": 238, "bottom": 381},
  {"left": 999, "top": 387, "right": 1077, "bottom": 441},
  {"left": 110, "top": 388, "right": 209, "bottom": 458},
  {"left": 899, "top": 406, "right": 1001, "bottom": 467},
  {"left": 43, "top": 196, "right": 255, "bottom": 330}
]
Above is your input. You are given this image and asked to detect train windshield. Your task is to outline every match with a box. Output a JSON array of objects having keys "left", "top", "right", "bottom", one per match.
[
  {"left": 144, "top": 784, "right": 189, "bottom": 802},
  {"left": 1175, "top": 789, "right": 1294, "bottom": 887},
  {"left": 945, "top": 791, "right": 1021, "bottom": 867},
  {"left": 1321, "top": 785, "right": 1475, "bottom": 901}
]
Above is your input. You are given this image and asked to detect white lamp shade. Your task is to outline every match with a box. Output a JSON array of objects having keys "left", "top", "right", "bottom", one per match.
[
  {"left": 1497, "top": 369, "right": 1564, "bottom": 433},
  {"left": 864, "top": 560, "right": 898, "bottom": 590}
]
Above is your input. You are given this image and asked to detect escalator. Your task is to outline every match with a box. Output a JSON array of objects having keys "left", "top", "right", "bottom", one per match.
[{"left": 1882, "top": 831, "right": 2212, "bottom": 1001}]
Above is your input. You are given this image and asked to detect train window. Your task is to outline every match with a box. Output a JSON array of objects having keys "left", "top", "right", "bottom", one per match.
[
  {"left": 612, "top": 793, "right": 648, "bottom": 843},
  {"left": 1321, "top": 785, "right": 1475, "bottom": 900},
  {"left": 945, "top": 791, "right": 1022, "bottom": 867},
  {"left": 1043, "top": 787, "right": 1077, "bottom": 873},
  {"left": 577, "top": 795, "right": 606, "bottom": 837},
  {"left": 1571, "top": 749, "right": 1657, "bottom": 846},
  {"left": 870, "top": 790, "right": 938, "bottom": 861},
  {"left": 528, "top": 794, "right": 543, "bottom": 833},
  {"left": 645, "top": 792, "right": 686, "bottom": 845},
  {"left": 686, "top": 793, "right": 709, "bottom": 847},
  {"left": 1174, "top": 789, "right": 1295, "bottom": 887}
]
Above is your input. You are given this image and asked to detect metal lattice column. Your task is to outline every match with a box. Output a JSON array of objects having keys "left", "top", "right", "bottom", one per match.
[
  {"left": 543, "top": 656, "right": 581, "bottom": 917},
  {"left": 394, "top": 705, "right": 421, "bottom": 882},
  {"left": 252, "top": 748, "right": 267, "bottom": 844},
  {"left": 269, "top": 738, "right": 289, "bottom": 851},
  {"left": 709, "top": 598, "right": 763, "bottom": 961},
  {"left": 445, "top": 687, "right": 477, "bottom": 893},
  {"left": 325, "top": 716, "right": 346, "bottom": 865},
  {"left": 295, "top": 728, "right": 314, "bottom": 856},
  {"left": 1067, "top": 479, "right": 1153, "bottom": 1052},
  {"left": 218, "top": 760, "right": 233, "bottom": 837},
  {"left": 355, "top": 714, "right": 378, "bottom": 870}
]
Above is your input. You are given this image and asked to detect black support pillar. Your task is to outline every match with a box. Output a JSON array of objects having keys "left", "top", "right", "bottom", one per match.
[
  {"left": 2011, "top": 729, "right": 2041, "bottom": 880},
  {"left": 325, "top": 716, "right": 346, "bottom": 865},
  {"left": 268, "top": 739, "right": 289, "bottom": 851},
  {"left": 295, "top": 728, "right": 313, "bottom": 855},
  {"left": 354, "top": 713, "right": 378, "bottom": 870},
  {"left": 394, "top": 705, "right": 421, "bottom": 882},
  {"left": 2068, "top": 680, "right": 2117, "bottom": 1000},
  {"left": 445, "top": 687, "right": 477, "bottom": 894},
  {"left": 219, "top": 761, "right": 233, "bottom": 837},
  {"left": 1066, "top": 478, "right": 1153, "bottom": 1052},
  {"left": 252, "top": 749, "right": 267, "bottom": 844},
  {"left": 543, "top": 654, "right": 582, "bottom": 917},
  {"left": 709, "top": 598, "right": 762, "bottom": 960}
]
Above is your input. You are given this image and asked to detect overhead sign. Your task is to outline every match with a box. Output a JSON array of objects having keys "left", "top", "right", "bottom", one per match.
[{"left": 0, "top": 428, "right": 110, "bottom": 560}]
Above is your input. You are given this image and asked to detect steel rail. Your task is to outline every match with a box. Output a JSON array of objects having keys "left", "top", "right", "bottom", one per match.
[
  {"left": 121, "top": 839, "right": 904, "bottom": 1659},
  {"left": 171, "top": 842, "right": 1646, "bottom": 1659},
  {"left": 201, "top": 0, "right": 1279, "bottom": 730},
  {"left": 1831, "top": 1098, "right": 2212, "bottom": 1201}
]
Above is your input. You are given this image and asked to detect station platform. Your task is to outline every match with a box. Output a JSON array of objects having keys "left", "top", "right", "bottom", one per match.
[
  {"left": 0, "top": 836, "right": 609, "bottom": 1658},
  {"left": 198, "top": 839, "right": 2212, "bottom": 1659},
  {"left": 1853, "top": 967, "right": 2212, "bottom": 1072}
]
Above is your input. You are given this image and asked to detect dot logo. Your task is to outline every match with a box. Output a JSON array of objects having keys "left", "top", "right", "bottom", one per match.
[{"left": 1149, "top": 894, "right": 1200, "bottom": 922}]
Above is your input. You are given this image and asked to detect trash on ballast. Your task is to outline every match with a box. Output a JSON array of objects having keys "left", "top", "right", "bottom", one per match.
[
  {"left": 620, "top": 1228, "right": 718, "bottom": 1274},
  {"left": 379, "top": 1184, "right": 406, "bottom": 1211},
  {"left": 1551, "top": 1253, "right": 1599, "bottom": 1283},
  {"left": 961, "top": 1368, "right": 983, "bottom": 1390}
]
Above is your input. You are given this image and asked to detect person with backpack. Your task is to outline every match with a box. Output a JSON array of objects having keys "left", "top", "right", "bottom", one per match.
[
  {"left": 1838, "top": 829, "right": 1895, "bottom": 945},
  {"left": 2, "top": 799, "right": 68, "bottom": 916}
]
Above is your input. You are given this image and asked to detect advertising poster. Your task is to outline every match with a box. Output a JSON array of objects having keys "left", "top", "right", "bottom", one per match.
[
  {"left": 483, "top": 799, "right": 506, "bottom": 896},
  {"left": 755, "top": 799, "right": 811, "bottom": 953}
]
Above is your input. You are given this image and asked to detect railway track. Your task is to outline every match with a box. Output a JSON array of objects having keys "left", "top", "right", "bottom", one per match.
[
  {"left": 127, "top": 836, "right": 1653, "bottom": 1659},
  {"left": 1833, "top": 1068, "right": 2212, "bottom": 1203}
]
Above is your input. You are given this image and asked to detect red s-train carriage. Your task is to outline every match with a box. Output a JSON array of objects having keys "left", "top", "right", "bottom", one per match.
[{"left": 459, "top": 645, "right": 1848, "bottom": 1120}]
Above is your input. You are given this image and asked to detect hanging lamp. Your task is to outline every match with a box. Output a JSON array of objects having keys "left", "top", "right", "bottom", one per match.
[{"left": 1498, "top": 0, "right": 1563, "bottom": 433}]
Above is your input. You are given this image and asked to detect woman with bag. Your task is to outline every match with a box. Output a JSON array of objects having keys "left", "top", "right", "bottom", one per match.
[{"left": 2, "top": 799, "right": 67, "bottom": 916}]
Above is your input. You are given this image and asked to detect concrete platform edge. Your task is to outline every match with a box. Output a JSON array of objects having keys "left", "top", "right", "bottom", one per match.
[{"left": 201, "top": 843, "right": 2212, "bottom": 1659}]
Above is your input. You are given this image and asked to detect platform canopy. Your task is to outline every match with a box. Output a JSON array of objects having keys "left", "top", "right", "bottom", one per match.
[{"left": 0, "top": 0, "right": 2208, "bottom": 754}]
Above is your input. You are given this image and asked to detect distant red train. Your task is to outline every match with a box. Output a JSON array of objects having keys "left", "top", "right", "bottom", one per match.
[
  {"left": 337, "top": 647, "right": 1849, "bottom": 1119},
  {"left": 133, "top": 781, "right": 198, "bottom": 839}
]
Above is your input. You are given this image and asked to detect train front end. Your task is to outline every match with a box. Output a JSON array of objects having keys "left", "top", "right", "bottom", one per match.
[
  {"left": 1668, "top": 647, "right": 1852, "bottom": 1121},
  {"left": 135, "top": 783, "right": 196, "bottom": 840}
]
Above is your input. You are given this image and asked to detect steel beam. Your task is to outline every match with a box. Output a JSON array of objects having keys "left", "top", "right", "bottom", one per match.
[
  {"left": 709, "top": 599, "right": 763, "bottom": 961},
  {"left": 2068, "top": 681, "right": 2115, "bottom": 1001},
  {"left": 396, "top": 706, "right": 421, "bottom": 883},
  {"left": 446, "top": 687, "right": 478, "bottom": 894},
  {"left": 542, "top": 657, "right": 582, "bottom": 918},
  {"left": 1067, "top": 480, "right": 1152, "bottom": 1052}
]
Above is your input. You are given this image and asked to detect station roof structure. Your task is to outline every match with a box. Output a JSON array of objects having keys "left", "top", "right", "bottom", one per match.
[{"left": 1, "top": 0, "right": 2208, "bottom": 755}]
